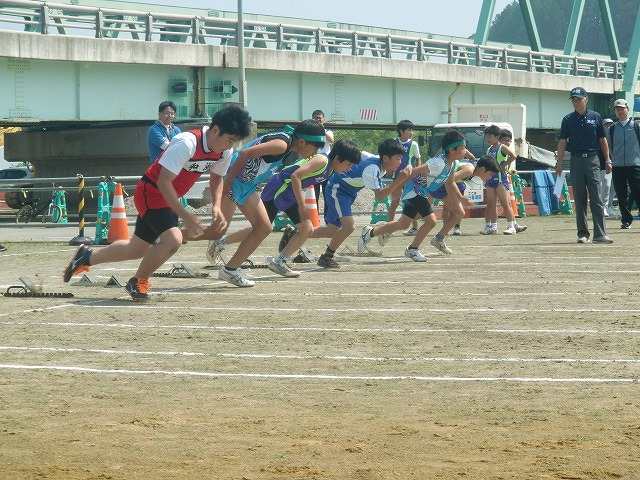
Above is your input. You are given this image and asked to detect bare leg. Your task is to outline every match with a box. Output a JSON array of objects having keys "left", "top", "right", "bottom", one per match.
[{"left": 224, "top": 193, "right": 272, "bottom": 269}]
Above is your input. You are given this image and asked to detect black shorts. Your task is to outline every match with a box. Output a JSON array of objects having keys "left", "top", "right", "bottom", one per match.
[
  {"left": 134, "top": 207, "right": 179, "bottom": 244},
  {"left": 263, "top": 199, "right": 302, "bottom": 225},
  {"left": 401, "top": 195, "right": 433, "bottom": 219}
]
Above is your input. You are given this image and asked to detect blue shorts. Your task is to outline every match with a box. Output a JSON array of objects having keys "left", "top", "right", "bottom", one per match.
[
  {"left": 485, "top": 172, "right": 510, "bottom": 189},
  {"left": 430, "top": 181, "right": 466, "bottom": 199},
  {"left": 324, "top": 182, "right": 357, "bottom": 227},
  {"left": 229, "top": 177, "right": 260, "bottom": 206}
]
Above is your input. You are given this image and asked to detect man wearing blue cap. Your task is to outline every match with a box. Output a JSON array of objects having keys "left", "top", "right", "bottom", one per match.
[{"left": 556, "top": 87, "right": 613, "bottom": 244}]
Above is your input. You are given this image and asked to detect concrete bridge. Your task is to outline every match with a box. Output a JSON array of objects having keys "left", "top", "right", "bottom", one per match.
[{"left": 0, "top": 0, "right": 638, "bottom": 178}]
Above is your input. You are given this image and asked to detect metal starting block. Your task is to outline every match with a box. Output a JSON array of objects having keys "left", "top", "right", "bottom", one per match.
[
  {"left": 153, "top": 264, "right": 209, "bottom": 278},
  {"left": 3, "top": 276, "right": 74, "bottom": 298},
  {"left": 339, "top": 244, "right": 382, "bottom": 257},
  {"left": 73, "top": 274, "right": 125, "bottom": 287}
]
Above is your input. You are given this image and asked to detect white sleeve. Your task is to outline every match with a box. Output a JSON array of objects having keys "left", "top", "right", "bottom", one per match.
[
  {"left": 211, "top": 149, "right": 233, "bottom": 176},
  {"left": 158, "top": 135, "right": 197, "bottom": 175},
  {"left": 362, "top": 164, "right": 383, "bottom": 190}
]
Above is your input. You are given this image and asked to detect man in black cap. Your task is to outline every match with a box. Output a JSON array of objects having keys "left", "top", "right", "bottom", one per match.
[{"left": 556, "top": 87, "right": 613, "bottom": 244}]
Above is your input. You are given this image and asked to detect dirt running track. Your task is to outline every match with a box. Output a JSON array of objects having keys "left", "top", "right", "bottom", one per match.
[{"left": 1, "top": 215, "right": 639, "bottom": 480}]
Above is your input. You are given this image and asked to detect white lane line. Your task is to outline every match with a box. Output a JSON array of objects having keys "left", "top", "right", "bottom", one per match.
[
  {"left": 3, "top": 346, "right": 639, "bottom": 364},
  {"left": 64, "top": 305, "right": 640, "bottom": 313},
  {"left": 0, "top": 346, "right": 204, "bottom": 356},
  {"left": 3, "top": 321, "right": 640, "bottom": 334},
  {"left": 0, "top": 364, "right": 636, "bottom": 383},
  {"left": 145, "top": 291, "right": 631, "bottom": 298}
]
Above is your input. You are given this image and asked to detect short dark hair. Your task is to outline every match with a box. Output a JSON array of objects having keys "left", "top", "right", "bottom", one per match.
[
  {"left": 441, "top": 129, "right": 466, "bottom": 151},
  {"left": 312, "top": 109, "right": 325, "bottom": 118},
  {"left": 328, "top": 140, "right": 361, "bottom": 164},
  {"left": 499, "top": 129, "right": 512, "bottom": 140},
  {"left": 293, "top": 119, "right": 327, "bottom": 149},
  {"left": 396, "top": 119, "right": 415, "bottom": 134},
  {"left": 475, "top": 155, "right": 500, "bottom": 173},
  {"left": 210, "top": 104, "right": 252, "bottom": 138},
  {"left": 484, "top": 124, "right": 501, "bottom": 137},
  {"left": 378, "top": 138, "right": 405, "bottom": 158},
  {"left": 158, "top": 100, "right": 177, "bottom": 113}
]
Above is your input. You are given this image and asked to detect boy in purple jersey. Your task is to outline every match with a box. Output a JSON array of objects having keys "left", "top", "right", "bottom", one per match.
[
  {"left": 310, "top": 139, "right": 411, "bottom": 268},
  {"left": 208, "top": 140, "right": 360, "bottom": 277}
]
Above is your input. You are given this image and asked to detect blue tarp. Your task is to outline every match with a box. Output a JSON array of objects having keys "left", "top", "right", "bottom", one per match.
[{"left": 531, "top": 170, "right": 560, "bottom": 216}]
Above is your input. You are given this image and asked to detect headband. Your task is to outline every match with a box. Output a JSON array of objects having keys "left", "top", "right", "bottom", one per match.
[
  {"left": 283, "top": 124, "right": 325, "bottom": 143},
  {"left": 444, "top": 139, "right": 466, "bottom": 151}
]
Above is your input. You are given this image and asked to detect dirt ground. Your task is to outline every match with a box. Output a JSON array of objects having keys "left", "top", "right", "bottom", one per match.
[{"left": 1, "top": 214, "right": 639, "bottom": 480}]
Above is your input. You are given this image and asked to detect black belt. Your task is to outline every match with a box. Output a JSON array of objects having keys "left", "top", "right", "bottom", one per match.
[{"left": 571, "top": 152, "right": 598, "bottom": 158}]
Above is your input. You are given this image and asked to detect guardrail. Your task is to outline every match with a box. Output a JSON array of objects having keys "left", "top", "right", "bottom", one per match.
[{"left": 0, "top": 0, "right": 628, "bottom": 80}]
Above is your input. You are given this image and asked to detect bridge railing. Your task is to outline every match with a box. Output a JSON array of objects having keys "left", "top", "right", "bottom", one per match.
[{"left": 0, "top": 0, "right": 627, "bottom": 80}]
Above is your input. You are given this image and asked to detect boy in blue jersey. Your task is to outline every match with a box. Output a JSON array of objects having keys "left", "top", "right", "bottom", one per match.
[
  {"left": 359, "top": 131, "right": 497, "bottom": 260},
  {"left": 309, "top": 139, "right": 411, "bottom": 268},
  {"left": 391, "top": 120, "right": 422, "bottom": 234}
]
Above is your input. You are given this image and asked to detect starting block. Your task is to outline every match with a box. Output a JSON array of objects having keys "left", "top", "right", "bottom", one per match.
[
  {"left": 152, "top": 264, "right": 209, "bottom": 278},
  {"left": 3, "top": 276, "right": 73, "bottom": 298}
]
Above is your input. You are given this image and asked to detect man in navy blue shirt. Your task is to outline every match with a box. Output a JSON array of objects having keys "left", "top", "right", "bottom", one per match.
[{"left": 556, "top": 87, "right": 613, "bottom": 244}]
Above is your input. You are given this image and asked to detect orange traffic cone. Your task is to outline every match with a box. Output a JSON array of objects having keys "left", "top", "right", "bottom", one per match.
[
  {"left": 305, "top": 186, "right": 320, "bottom": 228},
  {"left": 107, "top": 183, "right": 130, "bottom": 242},
  {"left": 507, "top": 175, "right": 519, "bottom": 218}
]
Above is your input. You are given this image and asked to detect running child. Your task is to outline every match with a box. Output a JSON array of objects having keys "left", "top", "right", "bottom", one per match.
[
  {"left": 210, "top": 140, "right": 361, "bottom": 277},
  {"left": 358, "top": 130, "right": 490, "bottom": 260},
  {"left": 62, "top": 104, "right": 253, "bottom": 301},
  {"left": 206, "top": 119, "right": 327, "bottom": 287},
  {"left": 391, "top": 120, "right": 422, "bottom": 235},
  {"left": 480, "top": 125, "right": 526, "bottom": 235},
  {"left": 309, "top": 139, "right": 411, "bottom": 268}
]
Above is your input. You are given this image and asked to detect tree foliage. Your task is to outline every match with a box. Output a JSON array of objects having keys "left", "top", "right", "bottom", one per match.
[{"left": 489, "top": 0, "right": 638, "bottom": 57}]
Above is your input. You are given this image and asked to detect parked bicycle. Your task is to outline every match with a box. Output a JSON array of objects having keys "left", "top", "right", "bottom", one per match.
[{"left": 15, "top": 186, "right": 67, "bottom": 224}]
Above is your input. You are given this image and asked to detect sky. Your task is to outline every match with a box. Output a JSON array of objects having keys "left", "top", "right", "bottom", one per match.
[{"left": 123, "top": 0, "right": 513, "bottom": 38}]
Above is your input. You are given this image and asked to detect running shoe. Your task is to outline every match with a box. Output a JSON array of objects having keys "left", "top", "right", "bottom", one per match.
[
  {"left": 405, "top": 227, "right": 418, "bottom": 236},
  {"left": 479, "top": 227, "right": 497, "bottom": 235},
  {"left": 268, "top": 258, "right": 300, "bottom": 278},
  {"left": 357, "top": 225, "right": 374, "bottom": 253},
  {"left": 430, "top": 236, "right": 452, "bottom": 255},
  {"left": 592, "top": 236, "right": 614, "bottom": 244},
  {"left": 515, "top": 225, "right": 528, "bottom": 233},
  {"left": 503, "top": 226, "right": 517, "bottom": 235},
  {"left": 317, "top": 254, "right": 340, "bottom": 269},
  {"left": 452, "top": 225, "right": 461, "bottom": 236},
  {"left": 125, "top": 277, "right": 150, "bottom": 302},
  {"left": 206, "top": 239, "right": 226, "bottom": 264},
  {"left": 63, "top": 244, "right": 91, "bottom": 282},
  {"left": 405, "top": 247, "right": 427, "bottom": 262},
  {"left": 378, "top": 232, "right": 391, "bottom": 247},
  {"left": 219, "top": 267, "right": 255, "bottom": 287}
]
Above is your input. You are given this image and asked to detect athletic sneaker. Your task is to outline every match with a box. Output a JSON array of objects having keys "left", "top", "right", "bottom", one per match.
[
  {"left": 503, "top": 226, "right": 517, "bottom": 235},
  {"left": 357, "top": 225, "right": 374, "bottom": 253},
  {"left": 206, "top": 239, "right": 226, "bottom": 264},
  {"left": 577, "top": 237, "right": 589, "bottom": 244},
  {"left": 219, "top": 267, "right": 255, "bottom": 287},
  {"left": 125, "top": 277, "right": 150, "bottom": 302},
  {"left": 317, "top": 254, "right": 340, "bottom": 268},
  {"left": 592, "top": 236, "right": 614, "bottom": 244},
  {"left": 268, "top": 258, "right": 300, "bottom": 278},
  {"left": 452, "top": 225, "right": 461, "bottom": 236},
  {"left": 515, "top": 225, "right": 528, "bottom": 233},
  {"left": 405, "top": 227, "right": 418, "bottom": 236},
  {"left": 378, "top": 232, "right": 391, "bottom": 247},
  {"left": 479, "top": 226, "right": 497, "bottom": 235},
  {"left": 430, "top": 236, "right": 452, "bottom": 255},
  {"left": 405, "top": 247, "right": 427, "bottom": 262},
  {"left": 279, "top": 224, "right": 297, "bottom": 252},
  {"left": 63, "top": 244, "right": 91, "bottom": 282}
]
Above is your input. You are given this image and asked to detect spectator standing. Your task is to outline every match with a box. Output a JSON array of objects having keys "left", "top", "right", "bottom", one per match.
[
  {"left": 311, "top": 109, "right": 334, "bottom": 213},
  {"left": 555, "top": 87, "right": 612, "bottom": 244},
  {"left": 147, "top": 101, "right": 182, "bottom": 163},
  {"left": 607, "top": 99, "right": 640, "bottom": 229},
  {"left": 599, "top": 118, "right": 616, "bottom": 217}
]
